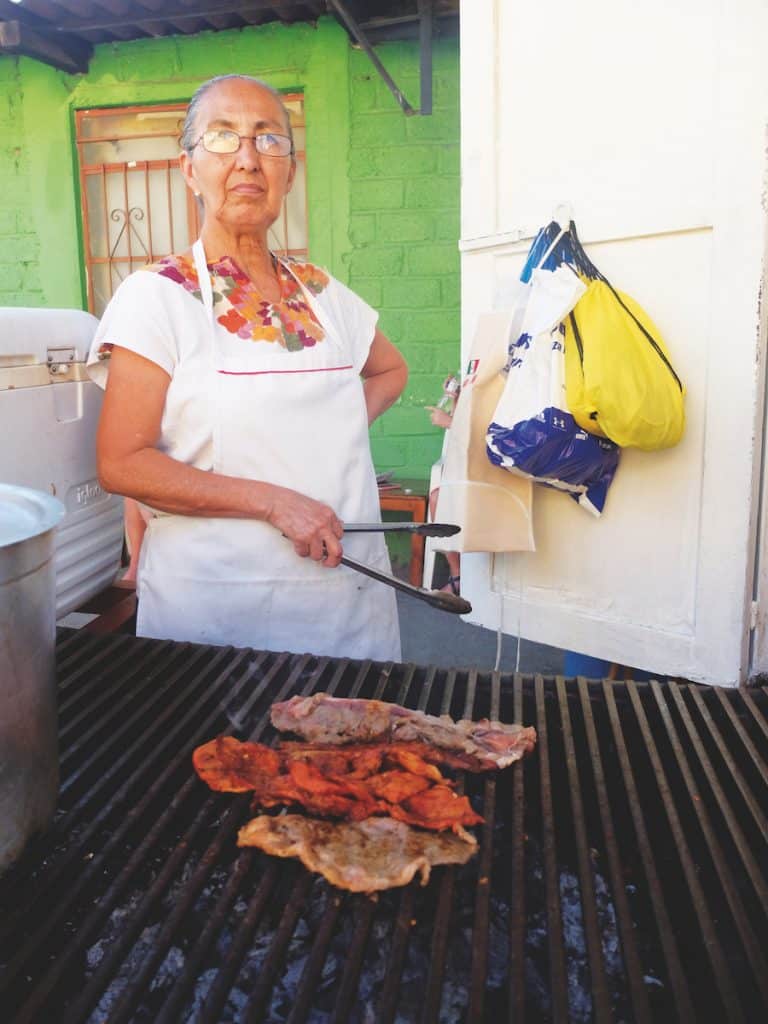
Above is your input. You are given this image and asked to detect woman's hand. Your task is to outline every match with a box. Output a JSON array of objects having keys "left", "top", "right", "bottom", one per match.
[
  {"left": 425, "top": 406, "right": 453, "bottom": 430},
  {"left": 265, "top": 487, "right": 345, "bottom": 566}
]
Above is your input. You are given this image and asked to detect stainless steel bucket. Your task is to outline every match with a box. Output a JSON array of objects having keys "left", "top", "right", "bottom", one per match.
[{"left": 0, "top": 483, "right": 65, "bottom": 874}]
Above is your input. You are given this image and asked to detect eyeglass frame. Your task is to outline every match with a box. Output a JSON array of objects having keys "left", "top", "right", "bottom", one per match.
[{"left": 192, "top": 128, "right": 295, "bottom": 158}]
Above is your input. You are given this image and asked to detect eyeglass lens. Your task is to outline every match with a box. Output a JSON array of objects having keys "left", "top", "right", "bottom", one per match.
[{"left": 201, "top": 129, "right": 292, "bottom": 156}]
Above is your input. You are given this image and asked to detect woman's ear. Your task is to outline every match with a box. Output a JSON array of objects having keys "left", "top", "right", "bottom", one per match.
[
  {"left": 285, "top": 157, "right": 297, "bottom": 195},
  {"left": 179, "top": 150, "right": 197, "bottom": 194}
]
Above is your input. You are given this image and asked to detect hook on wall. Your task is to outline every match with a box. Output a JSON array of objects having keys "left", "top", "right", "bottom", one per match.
[{"left": 552, "top": 201, "right": 573, "bottom": 228}]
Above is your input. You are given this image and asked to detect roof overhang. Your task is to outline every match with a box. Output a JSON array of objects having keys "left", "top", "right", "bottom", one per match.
[{"left": 0, "top": 1, "right": 458, "bottom": 110}]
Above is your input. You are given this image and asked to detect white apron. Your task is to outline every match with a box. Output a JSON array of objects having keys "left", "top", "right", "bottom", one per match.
[{"left": 136, "top": 240, "right": 401, "bottom": 661}]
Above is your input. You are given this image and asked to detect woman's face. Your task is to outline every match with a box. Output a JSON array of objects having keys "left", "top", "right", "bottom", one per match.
[{"left": 180, "top": 79, "right": 296, "bottom": 238}]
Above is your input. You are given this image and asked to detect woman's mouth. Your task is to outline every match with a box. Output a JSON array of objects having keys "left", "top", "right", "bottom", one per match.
[{"left": 231, "top": 184, "right": 264, "bottom": 196}]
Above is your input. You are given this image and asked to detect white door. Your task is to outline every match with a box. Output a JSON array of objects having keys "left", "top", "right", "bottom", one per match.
[{"left": 459, "top": 0, "right": 768, "bottom": 685}]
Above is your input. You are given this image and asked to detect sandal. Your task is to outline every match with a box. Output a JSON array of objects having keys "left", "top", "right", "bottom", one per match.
[{"left": 441, "top": 575, "right": 460, "bottom": 596}]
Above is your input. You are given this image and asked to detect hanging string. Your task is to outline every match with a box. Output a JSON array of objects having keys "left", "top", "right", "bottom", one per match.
[{"left": 493, "top": 555, "right": 524, "bottom": 673}]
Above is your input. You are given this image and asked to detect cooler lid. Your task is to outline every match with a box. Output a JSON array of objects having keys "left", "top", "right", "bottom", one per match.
[
  {"left": 0, "top": 483, "right": 65, "bottom": 548},
  {"left": 0, "top": 307, "right": 99, "bottom": 368}
]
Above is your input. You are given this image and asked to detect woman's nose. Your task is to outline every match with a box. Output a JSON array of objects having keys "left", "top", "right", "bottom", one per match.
[{"left": 235, "top": 137, "right": 262, "bottom": 169}]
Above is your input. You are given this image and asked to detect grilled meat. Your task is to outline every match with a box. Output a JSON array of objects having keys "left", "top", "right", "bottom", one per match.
[
  {"left": 271, "top": 693, "right": 537, "bottom": 770},
  {"left": 192, "top": 735, "right": 280, "bottom": 791},
  {"left": 237, "top": 814, "right": 478, "bottom": 893},
  {"left": 192, "top": 736, "right": 482, "bottom": 833},
  {"left": 277, "top": 739, "right": 476, "bottom": 775}
]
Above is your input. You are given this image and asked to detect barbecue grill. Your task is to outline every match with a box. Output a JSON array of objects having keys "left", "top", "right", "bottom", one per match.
[{"left": 1, "top": 629, "right": 767, "bottom": 1023}]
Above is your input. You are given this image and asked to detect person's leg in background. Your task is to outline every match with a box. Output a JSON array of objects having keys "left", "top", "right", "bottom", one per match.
[
  {"left": 563, "top": 650, "right": 653, "bottom": 681},
  {"left": 428, "top": 486, "right": 460, "bottom": 594}
]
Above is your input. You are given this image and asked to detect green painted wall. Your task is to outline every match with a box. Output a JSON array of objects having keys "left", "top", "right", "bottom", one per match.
[{"left": 0, "top": 17, "right": 459, "bottom": 479}]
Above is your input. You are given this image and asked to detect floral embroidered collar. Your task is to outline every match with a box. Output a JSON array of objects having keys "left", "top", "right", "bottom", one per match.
[{"left": 144, "top": 252, "right": 330, "bottom": 351}]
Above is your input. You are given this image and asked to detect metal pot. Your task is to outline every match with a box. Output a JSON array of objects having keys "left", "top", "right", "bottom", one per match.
[{"left": 0, "top": 483, "right": 64, "bottom": 875}]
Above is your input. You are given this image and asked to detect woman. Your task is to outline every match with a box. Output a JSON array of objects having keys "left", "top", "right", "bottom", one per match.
[{"left": 87, "top": 74, "right": 408, "bottom": 661}]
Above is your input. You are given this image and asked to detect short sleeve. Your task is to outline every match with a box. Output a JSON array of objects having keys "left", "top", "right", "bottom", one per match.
[
  {"left": 321, "top": 276, "right": 379, "bottom": 374},
  {"left": 86, "top": 272, "right": 179, "bottom": 389}
]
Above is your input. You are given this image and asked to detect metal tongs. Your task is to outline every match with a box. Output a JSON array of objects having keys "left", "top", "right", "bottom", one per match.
[{"left": 340, "top": 522, "right": 472, "bottom": 615}]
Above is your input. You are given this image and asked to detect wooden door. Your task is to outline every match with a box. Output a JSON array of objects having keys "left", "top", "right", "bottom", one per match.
[{"left": 458, "top": 0, "right": 768, "bottom": 684}]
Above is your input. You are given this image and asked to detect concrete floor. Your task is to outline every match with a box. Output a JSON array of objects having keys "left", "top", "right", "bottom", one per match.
[{"left": 397, "top": 591, "right": 565, "bottom": 674}]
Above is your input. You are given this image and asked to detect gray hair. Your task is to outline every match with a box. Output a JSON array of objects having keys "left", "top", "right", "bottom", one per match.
[{"left": 180, "top": 74, "right": 294, "bottom": 154}]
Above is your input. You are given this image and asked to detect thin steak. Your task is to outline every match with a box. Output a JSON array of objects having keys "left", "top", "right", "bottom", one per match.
[
  {"left": 271, "top": 693, "right": 537, "bottom": 770},
  {"left": 237, "top": 814, "right": 478, "bottom": 893}
]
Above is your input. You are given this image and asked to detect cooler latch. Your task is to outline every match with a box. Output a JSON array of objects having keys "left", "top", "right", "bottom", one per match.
[{"left": 47, "top": 346, "right": 89, "bottom": 382}]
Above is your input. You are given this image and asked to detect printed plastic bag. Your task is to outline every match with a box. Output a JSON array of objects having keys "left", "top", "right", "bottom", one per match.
[{"left": 486, "top": 263, "right": 621, "bottom": 516}]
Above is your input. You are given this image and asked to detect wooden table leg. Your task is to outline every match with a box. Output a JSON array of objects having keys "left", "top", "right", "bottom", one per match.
[
  {"left": 409, "top": 533, "right": 426, "bottom": 588},
  {"left": 378, "top": 490, "right": 429, "bottom": 587}
]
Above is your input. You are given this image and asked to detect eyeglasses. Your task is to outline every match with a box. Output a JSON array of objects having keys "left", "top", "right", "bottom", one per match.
[{"left": 195, "top": 129, "right": 293, "bottom": 157}]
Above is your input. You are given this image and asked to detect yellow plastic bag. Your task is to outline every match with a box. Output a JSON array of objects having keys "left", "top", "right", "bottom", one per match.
[{"left": 564, "top": 278, "right": 685, "bottom": 450}]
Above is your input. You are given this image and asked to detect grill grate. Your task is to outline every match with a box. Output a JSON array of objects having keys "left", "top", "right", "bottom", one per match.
[{"left": 1, "top": 630, "right": 767, "bottom": 1023}]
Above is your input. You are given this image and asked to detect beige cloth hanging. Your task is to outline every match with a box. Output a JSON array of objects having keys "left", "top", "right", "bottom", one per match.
[{"left": 433, "top": 311, "right": 535, "bottom": 554}]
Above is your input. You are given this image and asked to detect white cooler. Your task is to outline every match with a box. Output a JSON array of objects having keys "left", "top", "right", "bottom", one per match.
[{"left": 0, "top": 307, "right": 124, "bottom": 617}]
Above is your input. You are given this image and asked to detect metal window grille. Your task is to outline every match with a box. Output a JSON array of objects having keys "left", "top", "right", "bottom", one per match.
[{"left": 75, "top": 96, "right": 308, "bottom": 317}]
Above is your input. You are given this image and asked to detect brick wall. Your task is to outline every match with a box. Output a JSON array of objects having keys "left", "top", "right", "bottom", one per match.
[
  {"left": 346, "top": 41, "right": 460, "bottom": 478},
  {"left": 0, "top": 59, "right": 42, "bottom": 306},
  {"left": 0, "top": 22, "right": 460, "bottom": 481}
]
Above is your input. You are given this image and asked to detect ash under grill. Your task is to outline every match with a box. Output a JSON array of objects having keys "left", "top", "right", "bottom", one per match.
[{"left": 1, "top": 630, "right": 767, "bottom": 1023}]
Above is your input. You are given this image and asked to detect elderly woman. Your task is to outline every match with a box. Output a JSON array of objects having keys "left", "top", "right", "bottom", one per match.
[{"left": 87, "top": 74, "right": 408, "bottom": 661}]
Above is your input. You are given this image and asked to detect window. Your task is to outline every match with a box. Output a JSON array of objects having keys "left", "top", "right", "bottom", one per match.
[{"left": 75, "top": 95, "right": 307, "bottom": 316}]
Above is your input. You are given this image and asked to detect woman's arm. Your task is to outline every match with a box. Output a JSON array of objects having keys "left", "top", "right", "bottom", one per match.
[
  {"left": 361, "top": 328, "right": 408, "bottom": 424},
  {"left": 122, "top": 498, "right": 149, "bottom": 582},
  {"left": 96, "top": 346, "right": 344, "bottom": 565}
]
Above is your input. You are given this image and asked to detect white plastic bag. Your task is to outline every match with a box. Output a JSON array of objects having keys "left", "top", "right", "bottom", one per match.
[{"left": 486, "top": 265, "right": 621, "bottom": 516}]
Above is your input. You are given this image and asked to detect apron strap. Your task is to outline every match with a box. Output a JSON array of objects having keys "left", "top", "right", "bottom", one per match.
[
  {"left": 192, "top": 238, "right": 215, "bottom": 324},
  {"left": 191, "top": 238, "right": 222, "bottom": 467}
]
